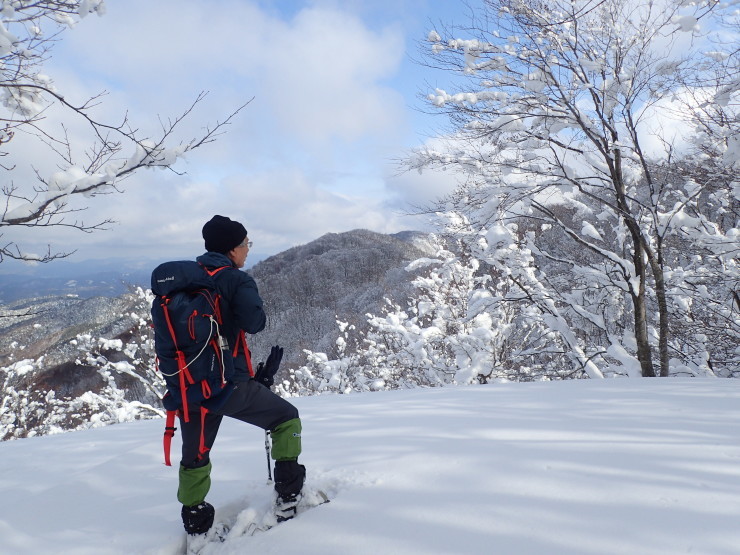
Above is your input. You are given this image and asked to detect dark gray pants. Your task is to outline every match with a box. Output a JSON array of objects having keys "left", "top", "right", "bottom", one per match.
[{"left": 180, "top": 379, "right": 299, "bottom": 469}]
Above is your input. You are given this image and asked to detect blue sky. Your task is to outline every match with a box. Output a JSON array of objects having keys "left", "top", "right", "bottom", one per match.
[{"left": 8, "top": 0, "right": 473, "bottom": 271}]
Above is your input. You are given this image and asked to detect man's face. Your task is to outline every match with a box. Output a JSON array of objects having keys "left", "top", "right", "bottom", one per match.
[{"left": 228, "top": 238, "right": 251, "bottom": 268}]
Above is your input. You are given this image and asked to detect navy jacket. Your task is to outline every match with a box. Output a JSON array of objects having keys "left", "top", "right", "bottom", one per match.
[{"left": 196, "top": 252, "right": 266, "bottom": 380}]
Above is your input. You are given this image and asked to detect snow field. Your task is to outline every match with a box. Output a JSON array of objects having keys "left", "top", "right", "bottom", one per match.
[{"left": 2, "top": 378, "right": 740, "bottom": 554}]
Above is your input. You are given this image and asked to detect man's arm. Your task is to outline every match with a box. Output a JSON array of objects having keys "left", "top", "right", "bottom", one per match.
[{"left": 230, "top": 272, "right": 267, "bottom": 334}]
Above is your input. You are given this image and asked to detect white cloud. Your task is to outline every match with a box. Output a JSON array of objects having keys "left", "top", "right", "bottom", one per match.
[
  {"left": 386, "top": 166, "right": 461, "bottom": 209},
  {"left": 57, "top": 0, "right": 408, "bottom": 150},
  {"left": 10, "top": 166, "right": 418, "bottom": 262},
  {"left": 255, "top": 7, "right": 406, "bottom": 144}
]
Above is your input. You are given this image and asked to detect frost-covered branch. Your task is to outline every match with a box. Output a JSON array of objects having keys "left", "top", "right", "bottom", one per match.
[{"left": 0, "top": 1, "right": 252, "bottom": 262}]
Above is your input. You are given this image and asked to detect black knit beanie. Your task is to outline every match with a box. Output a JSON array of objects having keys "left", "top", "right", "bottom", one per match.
[{"left": 202, "top": 215, "right": 248, "bottom": 254}]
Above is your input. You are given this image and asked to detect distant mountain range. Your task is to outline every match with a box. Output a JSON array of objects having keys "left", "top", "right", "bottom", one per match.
[
  {"left": 0, "top": 268, "right": 152, "bottom": 303},
  {"left": 0, "top": 253, "right": 271, "bottom": 303}
]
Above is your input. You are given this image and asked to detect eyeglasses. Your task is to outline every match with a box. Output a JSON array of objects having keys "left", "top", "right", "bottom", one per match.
[{"left": 238, "top": 239, "right": 253, "bottom": 249}]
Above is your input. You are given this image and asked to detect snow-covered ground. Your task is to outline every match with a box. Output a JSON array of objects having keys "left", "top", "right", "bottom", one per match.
[{"left": 2, "top": 378, "right": 740, "bottom": 554}]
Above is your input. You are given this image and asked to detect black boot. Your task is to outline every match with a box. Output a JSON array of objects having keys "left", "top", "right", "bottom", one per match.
[
  {"left": 181, "top": 501, "right": 215, "bottom": 535},
  {"left": 274, "top": 460, "right": 306, "bottom": 522}
]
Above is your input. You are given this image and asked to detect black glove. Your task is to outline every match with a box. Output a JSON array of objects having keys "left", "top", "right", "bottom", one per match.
[{"left": 254, "top": 345, "right": 284, "bottom": 388}]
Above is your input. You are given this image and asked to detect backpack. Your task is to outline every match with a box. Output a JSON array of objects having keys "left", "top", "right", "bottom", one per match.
[{"left": 150, "top": 260, "right": 237, "bottom": 465}]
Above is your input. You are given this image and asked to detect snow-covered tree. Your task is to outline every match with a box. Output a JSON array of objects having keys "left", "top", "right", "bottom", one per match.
[
  {"left": 71, "top": 286, "right": 164, "bottom": 404},
  {"left": 408, "top": 0, "right": 739, "bottom": 377},
  {"left": 0, "top": 286, "right": 164, "bottom": 440},
  {"left": 282, "top": 321, "right": 370, "bottom": 396},
  {"left": 351, "top": 236, "right": 571, "bottom": 385},
  {"left": 0, "top": 1, "right": 246, "bottom": 263},
  {"left": 662, "top": 10, "right": 740, "bottom": 375}
]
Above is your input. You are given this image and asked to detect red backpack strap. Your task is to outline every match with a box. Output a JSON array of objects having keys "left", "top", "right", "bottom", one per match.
[
  {"left": 202, "top": 264, "right": 231, "bottom": 278},
  {"left": 161, "top": 299, "right": 194, "bottom": 422},
  {"left": 233, "top": 330, "right": 255, "bottom": 377},
  {"left": 201, "top": 264, "right": 232, "bottom": 323},
  {"left": 177, "top": 352, "right": 193, "bottom": 421},
  {"left": 163, "top": 407, "right": 211, "bottom": 466},
  {"left": 197, "top": 406, "right": 210, "bottom": 461},
  {"left": 163, "top": 410, "right": 178, "bottom": 466}
]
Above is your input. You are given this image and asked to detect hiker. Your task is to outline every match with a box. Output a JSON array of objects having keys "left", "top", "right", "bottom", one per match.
[{"left": 175, "top": 215, "right": 306, "bottom": 535}]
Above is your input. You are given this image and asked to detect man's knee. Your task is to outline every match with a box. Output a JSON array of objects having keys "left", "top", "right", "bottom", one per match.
[
  {"left": 263, "top": 393, "right": 299, "bottom": 430},
  {"left": 282, "top": 403, "right": 299, "bottom": 423}
]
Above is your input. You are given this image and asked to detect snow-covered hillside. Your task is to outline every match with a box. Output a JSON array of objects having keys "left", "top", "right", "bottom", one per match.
[{"left": 3, "top": 379, "right": 740, "bottom": 555}]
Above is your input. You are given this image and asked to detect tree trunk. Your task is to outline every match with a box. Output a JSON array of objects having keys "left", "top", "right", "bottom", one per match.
[
  {"left": 648, "top": 252, "right": 670, "bottom": 377},
  {"left": 632, "top": 243, "right": 656, "bottom": 377},
  {"left": 613, "top": 150, "right": 655, "bottom": 377}
]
